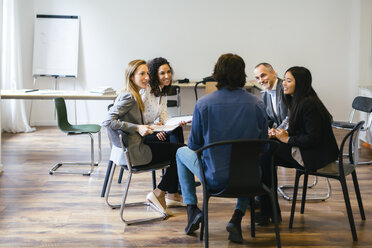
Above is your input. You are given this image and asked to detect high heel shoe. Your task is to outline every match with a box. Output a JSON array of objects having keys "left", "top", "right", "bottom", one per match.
[{"left": 146, "top": 192, "right": 173, "bottom": 216}]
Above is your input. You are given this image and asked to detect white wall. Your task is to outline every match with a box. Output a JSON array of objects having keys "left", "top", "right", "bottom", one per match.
[
  {"left": 12, "top": 0, "right": 372, "bottom": 125},
  {"left": 0, "top": 0, "right": 3, "bottom": 173}
]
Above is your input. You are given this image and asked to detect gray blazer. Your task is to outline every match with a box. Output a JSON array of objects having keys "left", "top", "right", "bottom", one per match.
[
  {"left": 102, "top": 92, "right": 152, "bottom": 166},
  {"left": 262, "top": 78, "right": 288, "bottom": 128}
]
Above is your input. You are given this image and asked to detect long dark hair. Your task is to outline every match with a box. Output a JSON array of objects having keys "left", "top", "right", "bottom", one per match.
[
  {"left": 147, "top": 57, "right": 173, "bottom": 97},
  {"left": 212, "top": 53, "right": 246, "bottom": 90},
  {"left": 283, "top": 66, "right": 332, "bottom": 133}
]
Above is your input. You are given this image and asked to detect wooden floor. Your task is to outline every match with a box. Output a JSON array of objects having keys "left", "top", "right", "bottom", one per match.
[{"left": 1, "top": 127, "right": 372, "bottom": 247}]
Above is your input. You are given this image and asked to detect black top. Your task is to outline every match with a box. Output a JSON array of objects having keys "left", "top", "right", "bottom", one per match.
[{"left": 287, "top": 97, "right": 339, "bottom": 171}]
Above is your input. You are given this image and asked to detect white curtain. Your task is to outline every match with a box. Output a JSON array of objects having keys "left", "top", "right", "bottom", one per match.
[{"left": 1, "top": 0, "right": 34, "bottom": 133}]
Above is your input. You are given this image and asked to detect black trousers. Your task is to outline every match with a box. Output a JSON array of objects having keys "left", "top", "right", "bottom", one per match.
[
  {"left": 274, "top": 142, "right": 304, "bottom": 169},
  {"left": 144, "top": 126, "right": 184, "bottom": 144},
  {"left": 259, "top": 142, "right": 304, "bottom": 218},
  {"left": 144, "top": 127, "right": 185, "bottom": 193},
  {"left": 258, "top": 143, "right": 282, "bottom": 218}
]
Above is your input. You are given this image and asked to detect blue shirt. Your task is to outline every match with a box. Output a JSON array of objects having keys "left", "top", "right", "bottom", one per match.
[{"left": 188, "top": 87, "right": 268, "bottom": 191}]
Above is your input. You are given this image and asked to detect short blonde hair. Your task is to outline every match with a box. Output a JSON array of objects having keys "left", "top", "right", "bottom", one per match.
[{"left": 122, "top": 59, "right": 146, "bottom": 112}]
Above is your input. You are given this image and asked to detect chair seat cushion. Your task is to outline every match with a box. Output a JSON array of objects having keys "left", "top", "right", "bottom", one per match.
[
  {"left": 110, "top": 145, "right": 169, "bottom": 172},
  {"left": 120, "top": 161, "right": 170, "bottom": 172},
  {"left": 332, "top": 121, "right": 356, "bottom": 129},
  {"left": 316, "top": 161, "right": 355, "bottom": 176},
  {"left": 167, "top": 100, "right": 177, "bottom": 107},
  {"left": 66, "top": 124, "right": 101, "bottom": 134}
]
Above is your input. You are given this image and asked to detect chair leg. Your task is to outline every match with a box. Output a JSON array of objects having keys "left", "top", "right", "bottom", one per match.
[
  {"left": 289, "top": 170, "right": 302, "bottom": 228},
  {"left": 105, "top": 164, "right": 167, "bottom": 225},
  {"left": 300, "top": 173, "right": 309, "bottom": 214},
  {"left": 95, "top": 131, "right": 102, "bottom": 165},
  {"left": 351, "top": 171, "right": 366, "bottom": 220},
  {"left": 250, "top": 196, "right": 255, "bottom": 238},
  {"left": 340, "top": 177, "right": 358, "bottom": 241},
  {"left": 357, "top": 160, "right": 372, "bottom": 165},
  {"left": 97, "top": 131, "right": 102, "bottom": 165},
  {"left": 49, "top": 132, "right": 96, "bottom": 176},
  {"left": 117, "top": 168, "right": 124, "bottom": 184},
  {"left": 101, "top": 160, "right": 113, "bottom": 197},
  {"left": 152, "top": 171, "right": 157, "bottom": 190},
  {"left": 200, "top": 216, "right": 204, "bottom": 241},
  {"left": 269, "top": 192, "right": 282, "bottom": 248},
  {"left": 104, "top": 163, "right": 120, "bottom": 209},
  {"left": 203, "top": 197, "right": 209, "bottom": 248}
]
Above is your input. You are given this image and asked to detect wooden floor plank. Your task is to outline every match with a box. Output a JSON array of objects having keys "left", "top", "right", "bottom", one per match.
[{"left": 1, "top": 126, "right": 372, "bottom": 247}]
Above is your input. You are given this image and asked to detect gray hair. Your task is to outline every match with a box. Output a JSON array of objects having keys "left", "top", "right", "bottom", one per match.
[{"left": 254, "top": 62, "right": 274, "bottom": 72}]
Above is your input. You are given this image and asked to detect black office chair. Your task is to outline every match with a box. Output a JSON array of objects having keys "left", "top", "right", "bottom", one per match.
[
  {"left": 333, "top": 96, "right": 372, "bottom": 165},
  {"left": 167, "top": 85, "right": 181, "bottom": 116},
  {"left": 289, "top": 121, "right": 366, "bottom": 241},
  {"left": 50, "top": 97, "right": 101, "bottom": 176},
  {"left": 196, "top": 139, "right": 281, "bottom": 248},
  {"left": 194, "top": 76, "right": 216, "bottom": 101},
  {"left": 104, "top": 127, "right": 170, "bottom": 225}
]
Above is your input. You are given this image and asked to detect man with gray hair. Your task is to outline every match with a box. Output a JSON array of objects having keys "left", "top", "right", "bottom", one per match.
[{"left": 254, "top": 63, "right": 288, "bottom": 128}]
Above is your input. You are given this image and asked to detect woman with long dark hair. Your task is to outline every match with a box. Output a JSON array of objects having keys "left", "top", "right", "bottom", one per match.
[
  {"left": 271, "top": 66, "right": 339, "bottom": 171},
  {"left": 141, "top": 57, "right": 185, "bottom": 145}
]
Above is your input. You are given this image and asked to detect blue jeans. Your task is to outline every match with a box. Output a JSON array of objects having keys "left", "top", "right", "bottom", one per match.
[{"left": 176, "top": 146, "right": 249, "bottom": 215}]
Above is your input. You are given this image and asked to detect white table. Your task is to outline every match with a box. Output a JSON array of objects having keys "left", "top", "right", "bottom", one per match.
[
  {"left": 0, "top": 89, "right": 117, "bottom": 100},
  {"left": 1, "top": 89, "right": 117, "bottom": 126}
]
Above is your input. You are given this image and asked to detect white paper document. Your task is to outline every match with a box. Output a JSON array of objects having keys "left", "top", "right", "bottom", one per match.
[
  {"left": 150, "top": 115, "right": 193, "bottom": 132},
  {"left": 164, "top": 115, "right": 193, "bottom": 126}
]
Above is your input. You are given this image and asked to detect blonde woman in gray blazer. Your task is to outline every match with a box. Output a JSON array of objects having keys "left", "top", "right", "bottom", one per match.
[{"left": 102, "top": 59, "right": 184, "bottom": 216}]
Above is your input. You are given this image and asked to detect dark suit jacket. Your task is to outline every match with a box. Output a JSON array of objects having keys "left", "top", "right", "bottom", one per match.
[
  {"left": 262, "top": 79, "right": 288, "bottom": 128},
  {"left": 287, "top": 97, "right": 339, "bottom": 171}
]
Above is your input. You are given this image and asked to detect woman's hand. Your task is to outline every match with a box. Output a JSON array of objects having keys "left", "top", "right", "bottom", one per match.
[
  {"left": 178, "top": 121, "right": 187, "bottom": 126},
  {"left": 274, "top": 128, "right": 290, "bottom": 143},
  {"left": 136, "top": 125, "right": 153, "bottom": 136},
  {"left": 156, "top": 131, "right": 167, "bottom": 141}
]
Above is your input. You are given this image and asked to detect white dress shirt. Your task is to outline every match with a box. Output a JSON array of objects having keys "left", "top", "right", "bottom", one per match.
[
  {"left": 140, "top": 85, "right": 169, "bottom": 124},
  {"left": 267, "top": 79, "right": 278, "bottom": 116}
]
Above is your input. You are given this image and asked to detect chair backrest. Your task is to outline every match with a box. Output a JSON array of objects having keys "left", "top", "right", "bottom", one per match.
[
  {"left": 196, "top": 139, "right": 279, "bottom": 197},
  {"left": 194, "top": 77, "right": 216, "bottom": 100},
  {"left": 106, "top": 103, "right": 114, "bottom": 148},
  {"left": 106, "top": 126, "right": 128, "bottom": 150},
  {"left": 106, "top": 126, "right": 133, "bottom": 169},
  {"left": 352, "top": 96, "right": 372, "bottom": 113},
  {"left": 339, "top": 121, "right": 364, "bottom": 171},
  {"left": 167, "top": 85, "right": 180, "bottom": 96},
  {"left": 54, "top": 98, "right": 72, "bottom": 132},
  {"left": 167, "top": 85, "right": 181, "bottom": 108}
]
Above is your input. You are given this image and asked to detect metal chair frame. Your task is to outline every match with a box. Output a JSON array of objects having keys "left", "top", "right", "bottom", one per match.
[
  {"left": 104, "top": 128, "right": 169, "bottom": 225},
  {"left": 277, "top": 176, "right": 331, "bottom": 201},
  {"left": 50, "top": 98, "right": 101, "bottom": 176}
]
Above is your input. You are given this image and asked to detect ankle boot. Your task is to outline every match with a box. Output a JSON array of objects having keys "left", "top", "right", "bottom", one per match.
[
  {"left": 185, "top": 205, "right": 202, "bottom": 235},
  {"left": 226, "top": 209, "right": 243, "bottom": 243}
]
